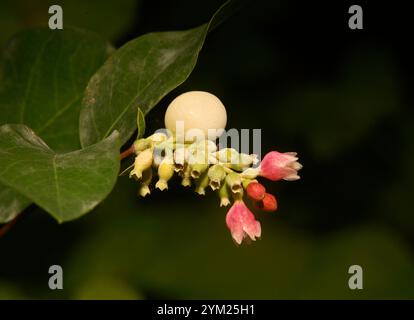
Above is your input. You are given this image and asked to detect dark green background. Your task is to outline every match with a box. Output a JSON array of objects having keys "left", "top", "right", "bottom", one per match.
[{"left": 0, "top": 0, "right": 413, "bottom": 299}]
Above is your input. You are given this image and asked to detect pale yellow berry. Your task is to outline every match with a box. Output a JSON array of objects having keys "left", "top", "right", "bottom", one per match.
[{"left": 164, "top": 91, "right": 227, "bottom": 142}]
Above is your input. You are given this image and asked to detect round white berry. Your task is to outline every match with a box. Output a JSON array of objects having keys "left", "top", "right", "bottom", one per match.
[{"left": 164, "top": 91, "right": 227, "bottom": 141}]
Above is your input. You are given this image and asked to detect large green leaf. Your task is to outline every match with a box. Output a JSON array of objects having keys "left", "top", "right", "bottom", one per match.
[
  {"left": 0, "top": 27, "right": 112, "bottom": 151},
  {"left": 0, "top": 125, "right": 120, "bottom": 222},
  {"left": 0, "top": 27, "right": 112, "bottom": 222},
  {"left": 79, "top": 0, "right": 241, "bottom": 147}
]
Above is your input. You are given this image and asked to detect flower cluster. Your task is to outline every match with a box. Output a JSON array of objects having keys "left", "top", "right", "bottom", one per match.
[{"left": 126, "top": 132, "right": 302, "bottom": 245}]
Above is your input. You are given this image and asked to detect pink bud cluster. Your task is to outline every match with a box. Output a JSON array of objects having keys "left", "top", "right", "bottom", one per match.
[
  {"left": 127, "top": 135, "right": 302, "bottom": 246},
  {"left": 225, "top": 151, "right": 301, "bottom": 245}
]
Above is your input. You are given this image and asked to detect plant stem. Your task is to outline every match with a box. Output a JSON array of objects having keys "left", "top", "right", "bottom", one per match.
[
  {"left": 120, "top": 144, "right": 135, "bottom": 160},
  {"left": 0, "top": 213, "right": 24, "bottom": 238}
]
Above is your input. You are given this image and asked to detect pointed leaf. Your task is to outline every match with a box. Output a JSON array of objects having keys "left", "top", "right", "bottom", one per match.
[
  {"left": 0, "top": 189, "right": 30, "bottom": 223},
  {"left": 0, "top": 27, "right": 112, "bottom": 152},
  {"left": 0, "top": 27, "right": 112, "bottom": 222},
  {"left": 0, "top": 125, "right": 120, "bottom": 222}
]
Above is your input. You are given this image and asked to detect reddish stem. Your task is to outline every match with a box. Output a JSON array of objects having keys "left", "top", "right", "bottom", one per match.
[
  {"left": 120, "top": 144, "right": 135, "bottom": 160},
  {"left": 0, "top": 213, "right": 23, "bottom": 238}
]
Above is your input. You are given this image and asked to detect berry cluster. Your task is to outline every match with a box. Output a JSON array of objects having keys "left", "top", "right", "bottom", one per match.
[{"left": 126, "top": 132, "right": 302, "bottom": 245}]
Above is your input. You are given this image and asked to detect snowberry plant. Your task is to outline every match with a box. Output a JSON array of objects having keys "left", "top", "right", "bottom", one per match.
[
  {"left": 125, "top": 91, "right": 302, "bottom": 244},
  {"left": 0, "top": 0, "right": 301, "bottom": 244}
]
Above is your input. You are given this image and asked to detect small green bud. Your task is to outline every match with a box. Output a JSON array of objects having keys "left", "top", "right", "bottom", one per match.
[
  {"left": 240, "top": 167, "right": 260, "bottom": 179},
  {"left": 130, "top": 149, "right": 153, "bottom": 180},
  {"left": 224, "top": 153, "right": 259, "bottom": 171},
  {"left": 190, "top": 162, "right": 209, "bottom": 179},
  {"left": 139, "top": 185, "right": 150, "bottom": 197},
  {"left": 215, "top": 148, "right": 239, "bottom": 163},
  {"left": 133, "top": 138, "right": 151, "bottom": 153},
  {"left": 188, "top": 152, "right": 210, "bottom": 168},
  {"left": 232, "top": 187, "right": 244, "bottom": 201},
  {"left": 155, "top": 158, "right": 174, "bottom": 191},
  {"left": 195, "top": 172, "right": 210, "bottom": 195},
  {"left": 225, "top": 171, "right": 243, "bottom": 194},
  {"left": 218, "top": 183, "right": 230, "bottom": 207},
  {"left": 181, "top": 164, "right": 192, "bottom": 187},
  {"left": 198, "top": 140, "right": 217, "bottom": 153},
  {"left": 148, "top": 132, "right": 168, "bottom": 143},
  {"left": 187, "top": 140, "right": 215, "bottom": 168},
  {"left": 188, "top": 139, "right": 217, "bottom": 155},
  {"left": 207, "top": 164, "right": 226, "bottom": 190},
  {"left": 174, "top": 147, "right": 187, "bottom": 172},
  {"left": 239, "top": 153, "right": 259, "bottom": 166},
  {"left": 153, "top": 141, "right": 174, "bottom": 167}
]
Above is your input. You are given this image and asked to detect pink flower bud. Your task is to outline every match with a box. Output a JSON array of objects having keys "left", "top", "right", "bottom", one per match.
[
  {"left": 255, "top": 193, "right": 278, "bottom": 212},
  {"left": 225, "top": 200, "right": 261, "bottom": 245},
  {"left": 246, "top": 182, "right": 266, "bottom": 201},
  {"left": 259, "top": 151, "right": 302, "bottom": 181}
]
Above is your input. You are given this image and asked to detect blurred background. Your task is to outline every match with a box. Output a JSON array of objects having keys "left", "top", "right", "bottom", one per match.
[{"left": 0, "top": 0, "right": 413, "bottom": 299}]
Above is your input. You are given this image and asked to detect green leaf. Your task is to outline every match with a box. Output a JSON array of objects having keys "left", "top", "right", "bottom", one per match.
[
  {"left": 0, "top": 188, "right": 30, "bottom": 223},
  {"left": 0, "top": 125, "right": 120, "bottom": 223},
  {"left": 0, "top": 27, "right": 112, "bottom": 152},
  {"left": 0, "top": 27, "right": 112, "bottom": 222},
  {"left": 79, "top": 0, "right": 239, "bottom": 147},
  {"left": 136, "top": 108, "right": 145, "bottom": 139}
]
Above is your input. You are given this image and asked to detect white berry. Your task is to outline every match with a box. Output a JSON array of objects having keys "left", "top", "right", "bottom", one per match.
[{"left": 164, "top": 91, "right": 227, "bottom": 142}]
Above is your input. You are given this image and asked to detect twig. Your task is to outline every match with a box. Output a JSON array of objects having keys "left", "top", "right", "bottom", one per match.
[
  {"left": 0, "top": 213, "right": 24, "bottom": 238},
  {"left": 120, "top": 144, "right": 135, "bottom": 160}
]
